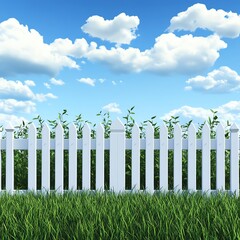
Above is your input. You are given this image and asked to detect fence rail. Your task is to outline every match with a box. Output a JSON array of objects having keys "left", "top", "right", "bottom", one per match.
[{"left": 0, "top": 118, "right": 239, "bottom": 195}]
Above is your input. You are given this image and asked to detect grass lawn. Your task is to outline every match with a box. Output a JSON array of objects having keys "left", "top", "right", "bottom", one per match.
[{"left": 0, "top": 190, "right": 239, "bottom": 239}]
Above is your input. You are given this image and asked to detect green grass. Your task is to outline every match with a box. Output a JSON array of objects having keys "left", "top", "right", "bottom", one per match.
[{"left": 0, "top": 190, "right": 240, "bottom": 239}]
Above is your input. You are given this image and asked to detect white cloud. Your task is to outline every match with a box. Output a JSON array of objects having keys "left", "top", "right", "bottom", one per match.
[
  {"left": 34, "top": 93, "right": 57, "bottom": 102},
  {"left": 185, "top": 66, "right": 240, "bottom": 93},
  {"left": 50, "top": 38, "right": 96, "bottom": 58},
  {"left": 0, "top": 18, "right": 79, "bottom": 77},
  {"left": 0, "top": 99, "right": 35, "bottom": 113},
  {"left": 0, "top": 77, "right": 57, "bottom": 102},
  {"left": 161, "top": 101, "right": 240, "bottom": 126},
  {"left": 0, "top": 114, "right": 28, "bottom": 128},
  {"left": 78, "top": 77, "right": 95, "bottom": 86},
  {"left": 112, "top": 81, "right": 117, "bottom": 85},
  {"left": 0, "top": 77, "right": 35, "bottom": 100},
  {"left": 99, "top": 78, "right": 105, "bottom": 83},
  {"left": 102, "top": 103, "right": 122, "bottom": 113},
  {"left": 81, "top": 13, "right": 140, "bottom": 45},
  {"left": 44, "top": 82, "right": 51, "bottom": 89},
  {"left": 24, "top": 80, "right": 35, "bottom": 87},
  {"left": 50, "top": 78, "right": 65, "bottom": 86},
  {"left": 86, "top": 33, "right": 226, "bottom": 74},
  {"left": 168, "top": 3, "right": 240, "bottom": 38}
]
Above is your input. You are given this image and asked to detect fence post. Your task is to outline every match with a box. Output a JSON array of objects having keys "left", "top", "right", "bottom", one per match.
[
  {"left": 5, "top": 123, "right": 14, "bottom": 195},
  {"left": 230, "top": 123, "right": 239, "bottom": 196},
  {"left": 110, "top": 118, "right": 125, "bottom": 193}
]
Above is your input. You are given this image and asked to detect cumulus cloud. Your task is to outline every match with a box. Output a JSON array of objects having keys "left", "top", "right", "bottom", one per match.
[
  {"left": 34, "top": 93, "right": 57, "bottom": 102},
  {"left": 0, "top": 18, "right": 79, "bottom": 77},
  {"left": 0, "top": 99, "right": 35, "bottom": 113},
  {"left": 50, "top": 38, "right": 97, "bottom": 58},
  {"left": 0, "top": 114, "right": 28, "bottom": 128},
  {"left": 102, "top": 102, "right": 122, "bottom": 113},
  {"left": 81, "top": 13, "right": 140, "bottom": 45},
  {"left": 161, "top": 101, "right": 240, "bottom": 126},
  {"left": 86, "top": 33, "right": 226, "bottom": 74},
  {"left": 24, "top": 80, "right": 35, "bottom": 87},
  {"left": 44, "top": 83, "right": 51, "bottom": 89},
  {"left": 185, "top": 66, "right": 240, "bottom": 93},
  {"left": 78, "top": 77, "right": 95, "bottom": 86},
  {"left": 168, "top": 3, "right": 240, "bottom": 38},
  {"left": 0, "top": 77, "right": 57, "bottom": 102},
  {"left": 0, "top": 77, "right": 35, "bottom": 100},
  {"left": 50, "top": 78, "right": 65, "bottom": 86}
]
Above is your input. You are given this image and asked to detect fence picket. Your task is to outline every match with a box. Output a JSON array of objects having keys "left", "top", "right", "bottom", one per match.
[
  {"left": 0, "top": 130, "right": 2, "bottom": 190},
  {"left": 5, "top": 123, "right": 14, "bottom": 194},
  {"left": 174, "top": 123, "right": 182, "bottom": 193},
  {"left": 132, "top": 123, "right": 140, "bottom": 191},
  {"left": 82, "top": 123, "right": 91, "bottom": 190},
  {"left": 55, "top": 123, "right": 64, "bottom": 193},
  {"left": 28, "top": 123, "right": 37, "bottom": 192},
  {"left": 202, "top": 123, "right": 210, "bottom": 194},
  {"left": 96, "top": 124, "right": 104, "bottom": 191},
  {"left": 69, "top": 123, "right": 77, "bottom": 191},
  {"left": 230, "top": 123, "right": 239, "bottom": 196},
  {"left": 160, "top": 123, "right": 168, "bottom": 191},
  {"left": 146, "top": 122, "right": 154, "bottom": 193},
  {"left": 216, "top": 123, "right": 225, "bottom": 191},
  {"left": 188, "top": 123, "right": 196, "bottom": 192},
  {"left": 110, "top": 118, "right": 125, "bottom": 193},
  {"left": 42, "top": 123, "right": 50, "bottom": 192}
]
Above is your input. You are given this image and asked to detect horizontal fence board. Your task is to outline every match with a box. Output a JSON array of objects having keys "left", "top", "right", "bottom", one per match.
[{"left": 0, "top": 139, "right": 234, "bottom": 150}]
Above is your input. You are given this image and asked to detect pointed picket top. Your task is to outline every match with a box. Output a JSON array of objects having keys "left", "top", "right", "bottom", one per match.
[
  {"left": 42, "top": 122, "right": 50, "bottom": 133},
  {"left": 216, "top": 122, "right": 224, "bottom": 133},
  {"left": 28, "top": 122, "right": 36, "bottom": 131},
  {"left": 202, "top": 122, "right": 210, "bottom": 131},
  {"left": 69, "top": 122, "right": 76, "bottom": 131},
  {"left": 132, "top": 123, "right": 140, "bottom": 135},
  {"left": 174, "top": 123, "right": 181, "bottom": 134},
  {"left": 146, "top": 122, "right": 154, "bottom": 134},
  {"left": 56, "top": 122, "right": 63, "bottom": 130},
  {"left": 230, "top": 123, "right": 239, "bottom": 133},
  {"left": 160, "top": 122, "right": 168, "bottom": 131},
  {"left": 5, "top": 122, "right": 14, "bottom": 131},
  {"left": 189, "top": 122, "right": 196, "bottom": 132},
  {"left": 83, "top": 122, "right": 91, "bottom": 135},
  {"left": 97, "top": 123, "right": 104, "bottom": 132},
  {"left": 111, "top": 118, "right": 125, "bottom": 132}
]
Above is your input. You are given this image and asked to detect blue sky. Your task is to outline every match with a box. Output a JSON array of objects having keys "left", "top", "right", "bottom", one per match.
[{"left": 0, "top": 0, "right": 240, "bottom": 128}]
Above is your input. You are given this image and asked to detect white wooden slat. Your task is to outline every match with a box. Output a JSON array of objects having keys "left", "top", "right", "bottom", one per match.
[
  {"left": 202, "top": 123, "right": 210, "bottom": 194},
  {"left": 42, "top": 123, "right": 50, "bottom": 192},
  {"left": 55, "top": 123, "right": 64, "bottom": 194},
  {"left": 82, "top": 123, "right": 91, "bottom": 190},
  {"left": 5, "top": 123, "right": 14, "bottom": 194},
  {"left": 132, "top": 123, "right": 140, "bottom": 191},
  {"left": 146, "top": 122, "right": 154, "bottom": 193},
  {"left": 69, "top": 123, "right": 77, "bottom": 191},
  {"left": 28, "top": 123, "right": 37, "bottom": 192},
  {"left": 230, "top": 123, "right": 239, "bottom": 196},
  {"left": 216, "top": 123, "right": 225, "bottom": 191},
  {"left": 160, "top": 123, "right": 168, "bottom": 192},
  {"left": 188, "top": 123, "right": 196, "bottom": 192},
  {"left": 174, "top": 123, "right": 182, "bottom": 193},
  {"left": 96, "top": 124, "right": 104, "bottom": 191},
  {"left": 0, "top": 131, "right": 2, "bottom": 190},
  {"left": 110, "top": 118, "right": 125, "bottom": 193}
]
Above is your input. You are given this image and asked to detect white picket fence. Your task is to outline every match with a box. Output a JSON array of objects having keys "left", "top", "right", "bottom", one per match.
[{"left": 0, "top": 118, "right": 239, "bottom": 195}]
